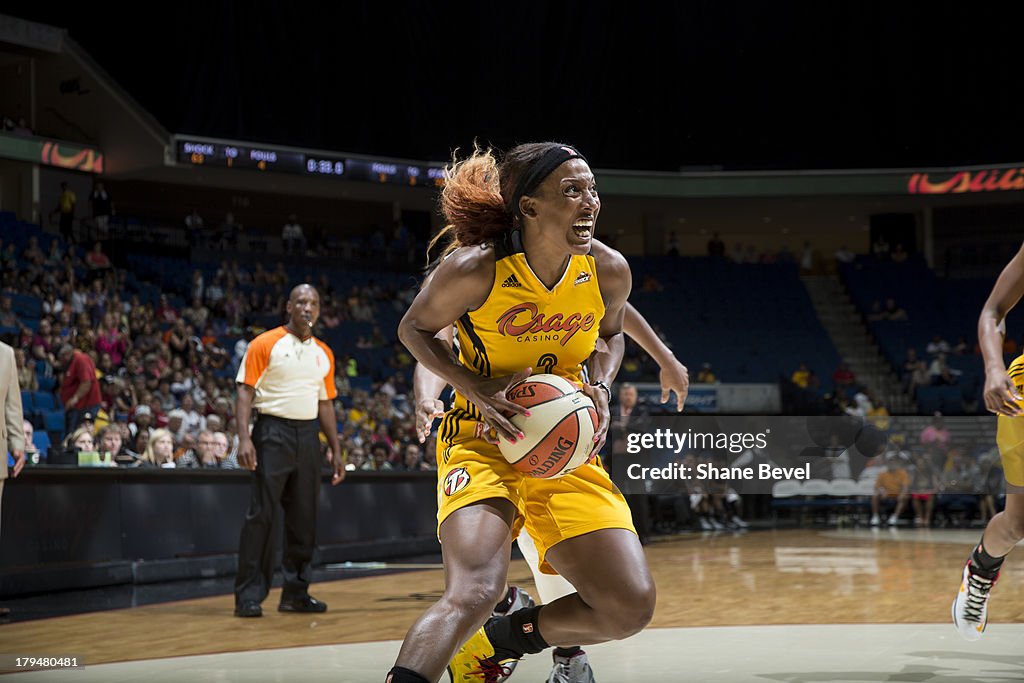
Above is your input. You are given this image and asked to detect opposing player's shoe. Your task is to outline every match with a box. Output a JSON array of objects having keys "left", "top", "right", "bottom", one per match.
[
  {"left": 493, "top": 586, "right": 535, "bottom": 617},
  {"left": 482, "top": 586, "right": 535, "bottom": 681},
  {"left": 447, "top": 620, "right": 519, "bottom": 683},
  {"left": 547, "top": 650, "right": 596, "bottom": 683},
  {"left": 951, "top": 559, "right": 999, "bottom": 641}
]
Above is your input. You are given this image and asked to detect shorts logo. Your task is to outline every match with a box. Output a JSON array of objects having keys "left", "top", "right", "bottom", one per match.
[
  {"left": 443, "top": 467, "right": 471, "bottom": 496},
  {"left": 522, "top": 622, "right": 534, "bottom": 633},
  {"left": 573, "top": 271, "right": 591, "bottom": 286}
]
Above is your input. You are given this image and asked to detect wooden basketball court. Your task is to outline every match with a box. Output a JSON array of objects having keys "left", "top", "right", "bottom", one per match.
[{"left": 1, "top": 529, "right": 1022, "bottom": 681}]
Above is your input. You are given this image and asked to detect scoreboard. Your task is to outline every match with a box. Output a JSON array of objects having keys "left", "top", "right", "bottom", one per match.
[{"left": 176, "top": 139, "right": 445, "bottom": 187}]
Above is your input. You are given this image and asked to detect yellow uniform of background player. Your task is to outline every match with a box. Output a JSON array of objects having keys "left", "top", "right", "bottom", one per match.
[
  {"left": 437, "top": 230, "right": 633, "bottom": 574},
  {"left": 996, "top": 354, "right": 1024, "bottom": 486},
  {"left": 952, "top": 240, "right": 1024, "bottom": 643}
]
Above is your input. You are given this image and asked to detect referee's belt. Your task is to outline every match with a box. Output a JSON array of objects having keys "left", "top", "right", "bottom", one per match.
[{"left": 254, "top": 412, "right": 318, "bottom": 426}]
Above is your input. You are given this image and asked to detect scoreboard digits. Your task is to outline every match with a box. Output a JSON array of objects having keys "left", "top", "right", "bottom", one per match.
[{"left": 176, "top": 139, "right": 444, "bottom": 187}]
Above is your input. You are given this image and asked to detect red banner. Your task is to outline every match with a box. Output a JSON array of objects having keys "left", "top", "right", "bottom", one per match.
[
  {"left": 908, "top": 167, "right": 1024, "bottom": 194},
  {"left": 40, "top": 141, "right": 104, "bottom": 173}
]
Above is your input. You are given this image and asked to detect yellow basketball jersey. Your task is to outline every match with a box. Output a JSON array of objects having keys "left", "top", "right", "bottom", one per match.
[
  {"left": 1008, "top": 354, "right": 1024, "bottom": 393},
  {"left": 453, "top": 231, "right": 605, "bottom": 415}
]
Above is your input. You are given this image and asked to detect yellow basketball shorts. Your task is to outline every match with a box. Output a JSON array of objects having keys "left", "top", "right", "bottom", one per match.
[
  {"left": 998, "top": 355, "right": 1024, "bottom": 488},
  {"left": 997, "top": 415, "right": 1024, "bottom": 487},
  {"left": 435, "top": 408, "right": 635, "bottom": 574}
]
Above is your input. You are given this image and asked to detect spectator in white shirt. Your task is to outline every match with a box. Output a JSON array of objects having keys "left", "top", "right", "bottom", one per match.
[
  {"left": 179, "top": 393, "right": 206, "bottom": 438},
  {"left": 835, "top": 245, "right": 855, "bottom": 264},
  {"left": 282, "top": 214, "right": 306, "bottom": 254}
]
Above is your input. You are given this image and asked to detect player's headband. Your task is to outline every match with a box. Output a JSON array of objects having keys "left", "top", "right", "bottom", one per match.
[{"left": 509, "top": 145, "right": 587, "bottom": 220}]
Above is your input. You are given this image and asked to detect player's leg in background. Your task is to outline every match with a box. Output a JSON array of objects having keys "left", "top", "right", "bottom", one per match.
[
  {"left": 980, "top": 492, "right": 1024, "bottom": 557},
  {"left": 517, "top": 529, "right": 573, "bottom": 602},
  {"left": 953, "top": 486, "right": 1024, "bottom": 640},
  {"left": 725, "top": 490, "right": 749, "bottom": 528},
  {"left": 516, "top": 530, "right": 597, "bottom": 683},
  {"left": 693, "top": 493, "right": 711, "bottom": 530},
  {"left": 532, "top": 529, "right": 655, "bottom": 646}
]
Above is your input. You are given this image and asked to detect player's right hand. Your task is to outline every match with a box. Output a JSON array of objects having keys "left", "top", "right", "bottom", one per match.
[
  {"left": 462, "top": 367, "right": 532, "bottom": 444},
  {"left": 415, "top": 398, "right": 445, "bottom": 443},
  {"left": 984, "top": 369, "right": 1024, "bottom": 417},
  {"left": 237, "top": 437, "right": 257, "bottom": 470}
]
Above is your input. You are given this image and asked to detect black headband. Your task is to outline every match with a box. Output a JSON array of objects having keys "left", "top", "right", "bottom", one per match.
[{"left": 509, "top": 145, "right": 587, "bottom": 220}]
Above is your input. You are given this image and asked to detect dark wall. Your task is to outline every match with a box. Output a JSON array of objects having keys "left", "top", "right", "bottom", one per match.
[
  {"left": 107, "top": 180, "right": 395, "bottom": 237},
  {"left": 0, "top": 468, "right": 437, "bottom": 595}
]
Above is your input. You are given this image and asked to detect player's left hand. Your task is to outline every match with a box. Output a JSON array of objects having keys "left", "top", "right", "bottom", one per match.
[
  {"left": 581, "top": 383, "right": 611, "bottom": 458},
  {"left": 328, "top": 448, "right": 346, "bottom": 485},
  {"left": 659, "top": 358, "right": 689, "bottom": 412},
  {"left": 415, "top": 398, "right": 445, "bottom": 443}
]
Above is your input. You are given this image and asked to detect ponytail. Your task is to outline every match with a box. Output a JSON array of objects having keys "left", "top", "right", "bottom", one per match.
[
  {"left": 427, "top": 141, "right": 581, "bottom": 265},
  {"left": 430, "top": 145, "right": 513, "bottom": 261}
]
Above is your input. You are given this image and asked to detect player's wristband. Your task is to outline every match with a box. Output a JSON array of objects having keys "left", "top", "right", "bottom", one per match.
[{"left": 591, "top": 380, "right": 612, "bottom": 402}]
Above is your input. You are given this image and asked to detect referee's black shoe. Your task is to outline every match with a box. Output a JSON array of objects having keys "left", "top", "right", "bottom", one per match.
[
  {"left": 278, "top": 595, "right": 328, "bottom": 613},
  {"left": 234, "top": 601, "right": 263, "bottom": 618}
]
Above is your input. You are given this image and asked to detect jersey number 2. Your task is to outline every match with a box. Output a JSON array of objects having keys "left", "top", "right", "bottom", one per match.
[{"left": 537, "top": 353, "right": 557, "bottom": 375}]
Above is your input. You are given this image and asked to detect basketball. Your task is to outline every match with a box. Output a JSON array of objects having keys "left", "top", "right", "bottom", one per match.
[{"left": 497, "top": 374, "right": 599, "bottom": 479}]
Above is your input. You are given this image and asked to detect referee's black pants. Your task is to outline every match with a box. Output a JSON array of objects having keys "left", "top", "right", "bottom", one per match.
[{"left": 235, "top": 414, "right": 322, "bottom": 605}]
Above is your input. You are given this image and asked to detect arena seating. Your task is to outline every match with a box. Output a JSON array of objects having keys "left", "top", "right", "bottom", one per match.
[
  {"left": 629, "top": 256, "right": 841, "bottom": 387},
  {"left": 5, "top": 220, "right": 852, "bottom": 448},
  {"left": 839, "top": 255, "right": 1019, "bottom": 413}
]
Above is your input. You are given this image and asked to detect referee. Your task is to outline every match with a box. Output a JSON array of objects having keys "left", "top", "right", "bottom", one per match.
[{"left": 234, "top": 284, "right": 344, "bottom": 618}]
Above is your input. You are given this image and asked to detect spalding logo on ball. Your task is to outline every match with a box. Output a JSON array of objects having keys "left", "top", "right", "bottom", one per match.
[{"left": 497, "top": 374, "right": 599, "bottom": 479}]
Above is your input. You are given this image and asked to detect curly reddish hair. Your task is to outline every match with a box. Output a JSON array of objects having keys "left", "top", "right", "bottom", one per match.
[{"left": 429, "top": 142, "right": 578, "bottom": 262}]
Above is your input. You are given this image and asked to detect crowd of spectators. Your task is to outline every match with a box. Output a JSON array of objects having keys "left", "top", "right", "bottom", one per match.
[
  {"left": 859, "top": 414, "right": 1004, "bottom": 528},
  {"left": 698, "top": 232, "right": 915, "bottom": 277},
  {"left": 763, "top": 411, "right": 1002, "bottom": 529},
  {"left": 1, "top": 230, "right": 433, "bottom": 475},
  {"left": 898, "top": 335, "right": 975, "bottom": 398},
  {"left": 178, "top": 209, "right": 421, "bottom": 266}
]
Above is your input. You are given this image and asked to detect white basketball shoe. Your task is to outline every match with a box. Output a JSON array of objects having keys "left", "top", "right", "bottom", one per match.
[
  {"left": 951, "top": 559, "right": 999, "bottom": 641},
  {"left": 547, "top": 650, "right": 596, "bottom": 683}
]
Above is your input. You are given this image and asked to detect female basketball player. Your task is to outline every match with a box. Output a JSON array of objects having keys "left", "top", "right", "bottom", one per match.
[
  {"left": 410, "top": 302, "right": 689, "bottom": 682},
  {"left": 387, "top": 143, "right": 656, "bottom": 683},
  {"left": 952, "top": 241, "right": 1024, "bottom": 640}
]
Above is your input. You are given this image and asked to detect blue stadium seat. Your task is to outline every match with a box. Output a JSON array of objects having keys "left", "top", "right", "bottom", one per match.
[
  {"left": 32, "top": 430, "right": 51, "bottom": 458},
  {"left": 349, "top": 376, "right": 374, "bottom": 392},
  {"left": 37, "top": 374, "right": 56, "bottom": 392},
  {"left": 628, "top": 257, "right": 841, "bottom": 384},
  {"left": 32, "top": 392, "right": 56, "bottom": 411},
  {"left": 43, "top": 409, "right": 64, "bottom": 434},
  {"left": 916, "top": 386, "right": 943, "bottom": 415},
  {"left": 21, "top": 390, "right": 32, "bottom": 409}
]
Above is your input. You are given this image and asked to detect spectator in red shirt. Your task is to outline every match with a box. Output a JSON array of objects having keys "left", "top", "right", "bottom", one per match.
[
  {"left": 85, "top": 242, "right": 111, "bottom": 271},
  {"left": 57, "top": 344, "right": 102, "bottom": 434},
  {"left": 832, "top": 361, "right": 857, "bottom": 390}
]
